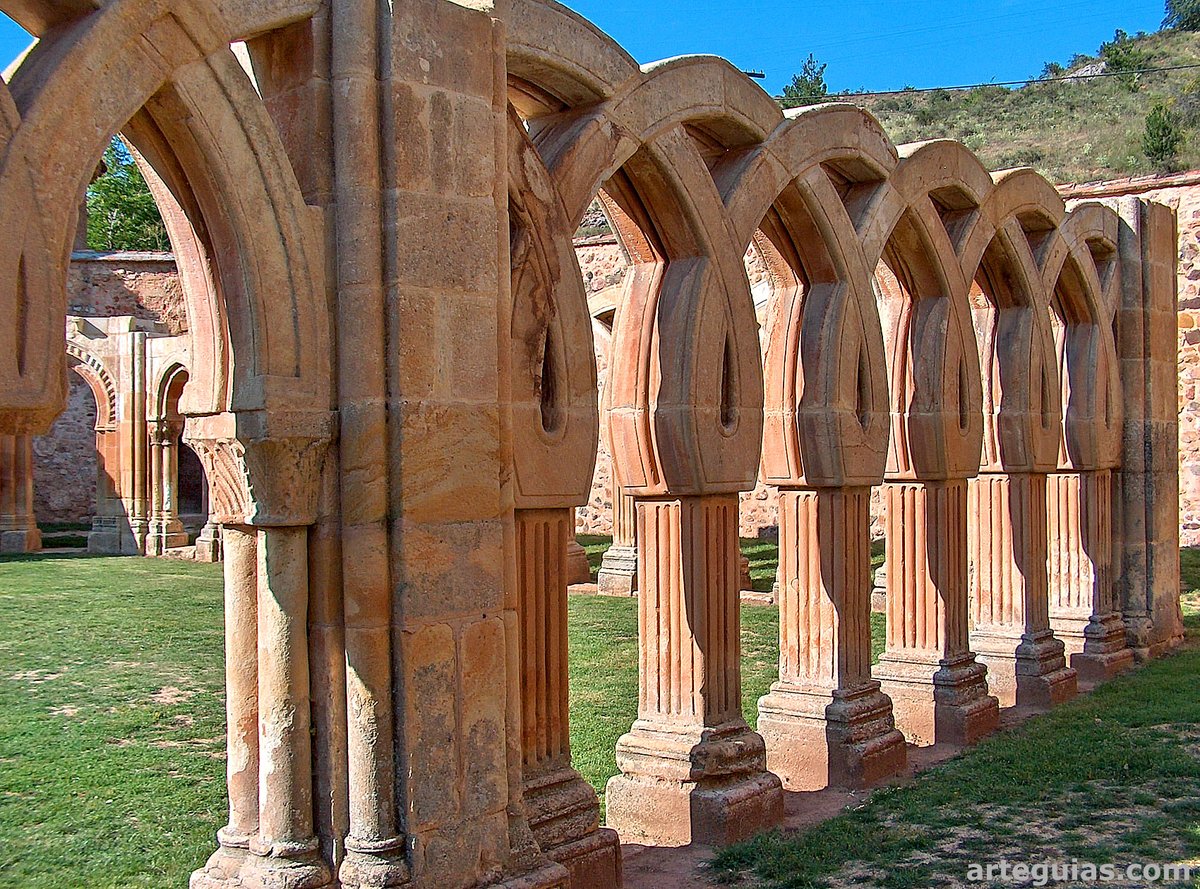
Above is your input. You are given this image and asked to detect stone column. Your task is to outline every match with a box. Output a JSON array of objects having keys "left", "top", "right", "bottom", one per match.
[
  {"left": 597, "top": 485, "right": 637, "bottom": 596},
  {"left": 874, "top": 480, "right": 999, "bottom": 746},
  {"left": 1047, "top": 470, "right": 1132, "bottom": 683},
  {"left": 516, "top": 508, "right": 620, "bottom": 888},
  {"left": 130, "top": 330, "right": 149, "bottom": 554},
  {"left": 564, "top": 508, "right": 592, "bottom": 586},
  {"left": 147, "top": 422, "right": 165, "bottom": 555},
  {"left": 606, "top": 494, "right": 783, "bottom": 846},
  {"left": 198, "top": 526, "right": 259, "bottom": 883},
  {"left": 758, "top": 487, "right": 905, "bottom": 789},
  {"left": 159, "top": 426, "right": 188, "bottom": 551},
  {"left": 968, "top": 472, "right": 1078, "bottom": 708},
  {"left": 0, "top": 434, "right": 41, "bottom": 553},
  {"left": 186, "top": 414, "right": 335, "bottom": 889}
]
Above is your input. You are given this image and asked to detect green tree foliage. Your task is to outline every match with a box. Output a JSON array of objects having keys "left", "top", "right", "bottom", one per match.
[
  {"left": 85, "top": 138, "right": 169, "bottom": 252},
  {"left": 1165, "top": 0, "right": 1200, "bottom": 31},
  {"left": 1100, "top": 29, "right": 1152, "bottom": 90},
  {"left": 1144, "top": 101, "right": 1185, "bottom": 168},
  {"left": 780, "top": 54, "right": 828, "bottom": 109}
]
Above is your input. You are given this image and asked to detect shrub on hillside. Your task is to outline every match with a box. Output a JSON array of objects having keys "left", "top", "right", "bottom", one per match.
[
  {"left": 1101, "top": 29, "right": 1152, "bottom": 90},
  {"left": 1144, "top": 101, "right": 1185, "bottom": 169}
]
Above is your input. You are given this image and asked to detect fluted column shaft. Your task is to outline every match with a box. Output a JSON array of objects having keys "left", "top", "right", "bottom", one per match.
[
  {"left": 515, "top": 508, "right": 620, "bottom": 887},
  {"left": 606, "top": 494, "right": 782, "bottom": 846},
  {"left": 1047, "top": 470, "right": 1133, "bottom": 682},
  {"left": 757, "top": 487, "right": 905, "bottom": 789},
  {"left": 968, "top": 472, "right": 1077, "bottom": 707},
  {"left": 874, "top": 480, "right": 998, "bottom": 745},
  {"left": 0, "top": 434, "right": 41, "bottom": 554}
]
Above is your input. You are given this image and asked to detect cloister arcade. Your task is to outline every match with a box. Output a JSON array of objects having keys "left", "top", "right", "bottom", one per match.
[{"left": 0, "top": 1, "right": 1184, "bottom": 888}]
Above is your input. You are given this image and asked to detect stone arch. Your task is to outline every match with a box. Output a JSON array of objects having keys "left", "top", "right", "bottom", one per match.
[
  {"left": 506, "top": 3, "right": 783, "bottom": 852},
  {"left": 64, "top": 339, "right": 117, "bottom": 432},
  {"left": 0, "top": 0, "right": 331, "bottom": 439}
]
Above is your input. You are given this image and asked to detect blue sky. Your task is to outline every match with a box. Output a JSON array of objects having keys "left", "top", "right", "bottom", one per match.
[
  {"left": 558, "top": 0, "right": 1165, "bottom": 94},
  {"left": 0, "top": 1, "right": 1167, "bottom": 94}
]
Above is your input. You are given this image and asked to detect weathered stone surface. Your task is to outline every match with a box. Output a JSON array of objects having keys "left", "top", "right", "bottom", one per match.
[{"left": 0, "top": 3, "right": 1184, "bottom": 887}]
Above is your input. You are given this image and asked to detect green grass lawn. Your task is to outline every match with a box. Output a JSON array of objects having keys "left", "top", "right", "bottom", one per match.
[
  {"left": 711, "top": 574, "right": 1200, "bottom": 888},
  {"left": 0, "top": 555, "right": 227, "bottom": 889},
  {"left": 3, "top": 547, "right": 1192, "bottom": 888}
]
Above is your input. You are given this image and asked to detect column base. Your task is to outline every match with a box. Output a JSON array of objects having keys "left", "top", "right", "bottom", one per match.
[
  {"left": 972, "top": 629, "right": 1078, "bottom": 709},
  {"left": 875, "top": 653, "right": 999, "bottom": 747},
  {"left": 524, "top": 766, "right": 621, "bottom": 889},
  {"left": 597, "top": 545, "right": 637, "bottom": 596},
  {"left": 605, "top": 720, "right": 783, "bottom": 846},
  {"left": 757, "top": 680, "right": 906, "bottom": 790},
  {"left": 191, "top": 847, "right": 334, "bottom": 889},
  {"left": 338, "top": 841, "right": 411, "bottom": 888},
  {"left": 566, "top": 538, "right": 592, "bottom": 586},
  {"left": 0, "top": 527, "right": 41, "bottom": 554},
  {"left": 482, "top": 863, "right": 570, "bottom": 889},
  {"left": 1059, "top": 612, "right": 1135, "bottom": 684}
]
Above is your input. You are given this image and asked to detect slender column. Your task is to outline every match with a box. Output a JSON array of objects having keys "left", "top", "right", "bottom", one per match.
[
  {"left": 606, "top": 494, "right": 783, "bottom": 846},
  {"left": 874, "top": 481, "right": 999, "bottom": 746},
  {"left": 148, "top": 424, "right": 165, "bottom": 555},
  {"left": 158, "top": 429, "right": 188, "bottom": 550},
  {"left": 597, "top": 485, "right": 637, "bottom": 596},
  {"left": 249, "top": 525, "right": 332, "bottom": 885},
  {"left": 195, "top": 526, "right": 260, "bottom": 884},
  {"left": 1047, "top": 470, "right": 1133, "bottom": 683},
  {"left": 0, "top": 434, "right": 42, "bottom": 554},
  {"left": 968, "top": 472, "right": 1078, "bottom": 708},
  {"left": 130, "top": 331, "right": 148, "bottom": 554},
  {"left": 516, "top": 508, "right": 621, "bottom": 888},
  {"left": 758, "top": 488, "right": 905, "bottom": 789}
]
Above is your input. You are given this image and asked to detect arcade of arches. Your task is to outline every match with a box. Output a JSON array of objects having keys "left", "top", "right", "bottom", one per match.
[{"left": 0, "top": 1, "right": 1186, "bottom": 888}]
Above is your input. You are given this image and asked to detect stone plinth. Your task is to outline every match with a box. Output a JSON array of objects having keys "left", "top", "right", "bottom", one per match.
[
  {"left": 1047, "top": 470, "right": 1133, "bottom": 683},
  {"left": 968, "top": 473, "right": 1078, "bottom": 708},
  {"left": 597, "top": 486, "right": 637, "bottom": 596},
  {"left": 606, "top": 495, "right": 783, "bottom": 846},
  {"left": 757, "top": 488, "right": 906, "bottom": 790},
  {"left": 875, "top": 481, "right": 999, "bottom": 746}
]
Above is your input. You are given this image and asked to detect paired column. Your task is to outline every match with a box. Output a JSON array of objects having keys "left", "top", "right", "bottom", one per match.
[
  {"left": 874, "top": 481, "right": 999, "bottom": 745},
  {"left": 968, "top": 473, "right": 1078, "bottom": 708},
  {"left": 148, "top": 421, "right": 189, "bottom": 555},
  {"left": 597, "top": 485, "right": 637, "bottom": 596},
  {"left": 606, "top": 494, "right": 783, "bottom": 846},
  {"left": 192, "top": 524, "right": 332, "bottom": 889},
  {"left": 0, "top": 434, "right": 41, "bottom": 554},
  {"left": 757, "top": 488, "right": 906, "bottom": 789},
  {"left": 1047, "top": 470, "right": 1133, "bottom": 683},
  {"left": 516, "top": 508, "right": 621, "bottom": 889}
]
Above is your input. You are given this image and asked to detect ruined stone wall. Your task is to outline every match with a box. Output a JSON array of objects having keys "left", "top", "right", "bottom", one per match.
[
  {"left": 67, "top": 252, "right": 187, "bottom": 334},
  {"left": 33, "top": 254, "right": 186, "bottom": 528},
  {"left": 33, "top": 370, "right": 97, "bottom": 523},
  {"left": 1063, "top": 172, "right": 1200, "bottom": 546}
]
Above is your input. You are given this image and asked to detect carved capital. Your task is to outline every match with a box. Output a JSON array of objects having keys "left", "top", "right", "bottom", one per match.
[{"left": 184, "top": 411, "right": 334, "bottom": 526}]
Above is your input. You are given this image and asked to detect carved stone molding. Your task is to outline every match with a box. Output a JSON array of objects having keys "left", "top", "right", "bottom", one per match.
[{"left": 184, "top": 411, "right": 334, "bottom": 527}]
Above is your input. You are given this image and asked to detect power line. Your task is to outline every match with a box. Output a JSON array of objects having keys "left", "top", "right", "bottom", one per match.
[{"left": 777, "top": 62, "right": 1200, "bottom": 102}]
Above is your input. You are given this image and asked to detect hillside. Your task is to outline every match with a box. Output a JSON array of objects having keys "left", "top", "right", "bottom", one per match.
[{"left": 844, "top": 28, "right": 1200, "bottom": 185}]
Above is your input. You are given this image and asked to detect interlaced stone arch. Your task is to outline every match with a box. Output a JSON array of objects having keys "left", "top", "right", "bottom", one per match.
[{"left": 0, "top": 1, "right": 1181, "bottom": 886}]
